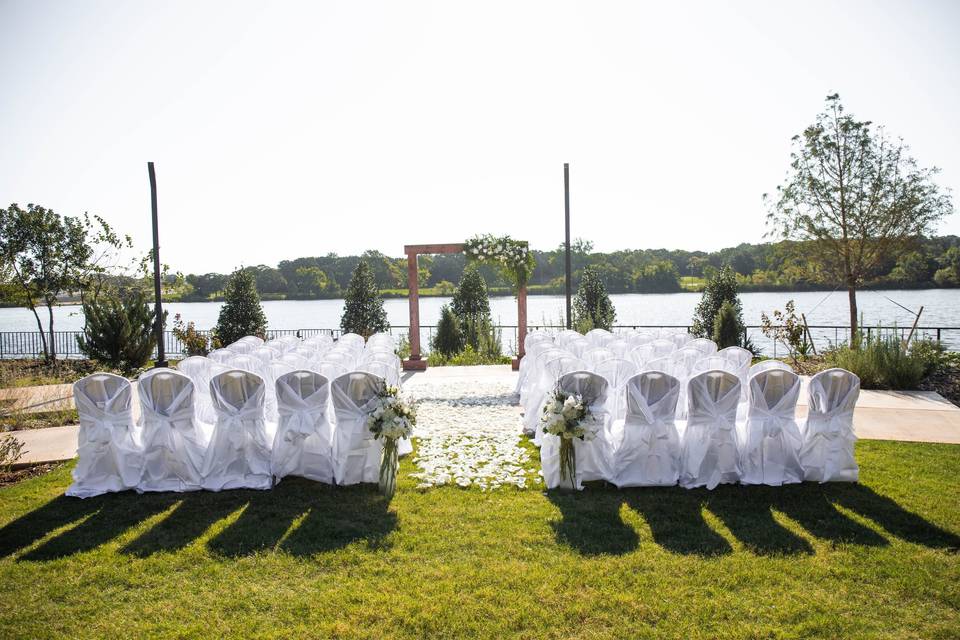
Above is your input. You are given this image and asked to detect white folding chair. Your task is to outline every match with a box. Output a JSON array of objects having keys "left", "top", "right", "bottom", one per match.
[
  {"left": 583, "top": 348, "right": 615, "bottom": 369},
  {"left": 585, "top": 328, "right": 614, "bottom": 348},
  {"left": 66, "top": 373, "right": 141, "bottom": 498},
  {"left": 740, "top": 369, "right": 804, "bottom": 485},
  {"left": 332, "top": 372, "right": 383, "bottom": 485},
  {"left": 799, "top": 368, "right": 860, "bottom": 482},
  {"left": 679, "top": 370, "right": 741, "bottom": 489},
  {"left": 749, "top": 359, "right": 793, "bottom": 377},
  {"left": 138, "top": 369, "right": 205, "bottom": 493},
  {"left": 593, "top": 357, "right": 637, "bottom": 421},
  {"left": 202, "top": 370, "right": 272, "bottom": 491},
  {"left": 669, "top": 332, "right": 694, "bottom": 350},
  {"left": 540, "top": 370, "right": 612, "bottom": 489},
  {"left": 271, "top": 371, "right": 335, "bottom": 483},
  {"left": 610, "top": 371, "right": 681, "bottom": 487},
  {"left": 687, "top": 338, "right": 718, "bottom": 358}
]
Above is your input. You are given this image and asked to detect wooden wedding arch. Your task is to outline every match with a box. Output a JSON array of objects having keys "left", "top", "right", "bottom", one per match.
[{"left": 402, "top": 243, "right": 527, "bottom": 371}]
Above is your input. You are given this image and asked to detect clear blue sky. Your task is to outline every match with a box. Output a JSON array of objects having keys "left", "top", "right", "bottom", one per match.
[{"left": 1, "top": 0, "right": 958, "bottom": 274}]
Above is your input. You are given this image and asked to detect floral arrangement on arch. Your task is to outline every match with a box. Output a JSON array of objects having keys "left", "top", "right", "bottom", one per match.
[
  {"left": 367, "top": 381, "right": 416, "bottom": 499},
  {"left": 464, "top": 234, "right": 536, "bottom": 288}
]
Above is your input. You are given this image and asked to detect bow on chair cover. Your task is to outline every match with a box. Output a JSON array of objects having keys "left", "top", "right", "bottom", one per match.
[
  {"left": 332, "top": 372, "right": 383, "bottom": 485},
  {"left": 138, "top": 369, "right": 206, "bottom": 492},
  {"left": 271, "top": 371, "right": 335, "bottom": 483},
  {"left": 66, "top": 373, "right": 142, "bottom": 498},
  {"left": 540, "top": 371, "right": 611, "bottom": 490},
  {"left": 202, "top": 370, "right": 272, "bottom": 491},
  {"left": 679, "top": 370, "right": 742, "bottom": 490},
  {"left": 800, "top": 368, "right": 860, "bottom": 483},
  {"left": 611, "top": 372, "right": 681, "bottom": 488},
  {"left": 740, "top": 369, "right": 804, "bottom": 486}
]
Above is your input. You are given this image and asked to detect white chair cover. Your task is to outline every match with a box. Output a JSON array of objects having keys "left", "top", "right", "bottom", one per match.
[
  {"left": 670, "top": 332, "right": 694, "bottom": 350},
  {"left": 202, "top": 370, "right": 272, "bottom": 491},
  {"left": 692, "top": 356, "right": 739, "bottom": 376},
  {"left": 249, "top": 346, "right": 276, "bottom": 366},
  {"left": 271, "top": 371, "right": 334, "bottom": 483},
  {"left": 366, "top": 332, "right": 395, "bottom": 349},
  {"left": 650, "top": 339, "right": 676, "bottom": 359},
  {"left": 641, "top": 356, "right": 671, "bottom": 373},
  {"left": 540, "top": 371, "right": 611, "bottom": 489},
  {"left": 332, "top": 372, "right": 383, "bottom": 485},
  {"left": 279, "top": 352, "right": 311, "bottom": 370},
  {"left": 669, "top": 347, "right": 702, "bottom": 419},
  {"left": 337, "top": 333, "right": 366, "bottom": 354},
  {"left": 266, "top": 338, "right": 291, "bottom": 354},
  {"left": 226, "top": 340, "right": 255, "bottom": 355},
  {"left": 629, "top": 344, "right": 655, "bottom": 369},
  {"left": 629, "top": 332, "right": 655, "bottom": 347},
  {"left": 237, "top": 335, "right": 264, "bottom": 346},
  {"left": 585, "top": 328, "right": 614, "bottom": 347},
  {"left": 567, "top": 337, "right": 591, "bottom": 359},
  {"left": 208, "top": 348, "right": 233, "bottom": 364},
  {"left": 319, "top": 362, "right": 349, "bottom": 384},
  {"left": 554, "top": 329, "right": 582, "bottom": 349},
  {"left": 277, "top": 335, "right": 302, "bottom": 349},
  {"left": 749, "top": 359, "right": 794, "bottom": 377},
  {"left": 741, "top": 369, "right": 804, "bottom": 485},
  {"left": 66, "top": 373, "right": 141, "bottom": 498},
  {"left": 138, "top": 369, "right": 205, "bottom": 492},
  {"left": 719, "top": 345, "right": 753, "bottom": 397},
  {"left": 800, "top": 368, "right": 859, "bottom": 482},
  {"left": 593, "top": 358, "right": 637, "bottom": 421},
  {"left": 687, "top": 338, "right": 718, "bottom": 357},
  {"left": 519, "top": 347, "right": 566, "bottom": 407},
  {"left": 306, "top": 333, "right": 336, "bottom": 350},
  {"left": 361, "top": 350, "right": 401, "bottom": 368},
  {"left": 227, "top": 353, "right": 263, "bottom": 375},
  {"left": 606, "top": 339, "right": 631, "bottom": 359},
  {"left": 362, "top": 361, "right": 400, "bottom": 387},
  {"left": 523, "top": 331, "right": 552, "bottom": 352},
  {"left": 610, "top": 372, "right": 681, "bottom": 487},
  {"left": 526, "top": 355, "right": 586, "bottom": 439},
  {"left": 177, "top": 356, "right": 225, "bottom": 425},
  {"left": 584, "top": 348, "right": 616, "bottom": 369},
  {"left": 679, "top": 370, "right": 742, "bottom": 489},
  {"left": 323, "top": 350, "right": 355, "bottom": 370}
]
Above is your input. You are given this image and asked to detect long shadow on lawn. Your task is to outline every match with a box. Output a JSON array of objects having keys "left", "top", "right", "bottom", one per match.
[
  {"left": 547, "top": 485, "right": 640, "bottom": 556},
  {"left": 625, "top": 488, "right": 733, "bottom": 557},
  {"left": 704, "top": 486, "right": 814, "bottom": 556}
]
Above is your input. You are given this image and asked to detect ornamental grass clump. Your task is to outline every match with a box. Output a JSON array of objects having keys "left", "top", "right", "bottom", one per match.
[{"left": 827, "top": 334, "right": 939, "bottom": 390}]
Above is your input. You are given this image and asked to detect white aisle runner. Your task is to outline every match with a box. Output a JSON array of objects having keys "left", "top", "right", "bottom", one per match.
[{"left": 403, "top": 368, "right": 536, "bottom": 490}]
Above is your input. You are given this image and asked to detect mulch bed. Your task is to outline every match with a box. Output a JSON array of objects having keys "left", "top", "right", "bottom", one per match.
[
  {"left": 0, "top": 462, "right": 63, "bottom": 488},
  {"left": 919, "top": 363, "right": 960, "bottom": 408}
]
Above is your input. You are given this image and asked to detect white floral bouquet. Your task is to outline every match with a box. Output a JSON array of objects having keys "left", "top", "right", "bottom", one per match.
[
  {"left": 464, "top": 234, "right": 534, "bottom": 287},
  {"left": 366, "top": 382, "right": 416, "bottom": 498},
  {"left": 540, "top": 387, "right": 598, "bottom": 488}
]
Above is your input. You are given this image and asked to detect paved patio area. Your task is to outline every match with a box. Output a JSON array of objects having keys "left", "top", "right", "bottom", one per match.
[{"left": 6, "top": 365, "right": 960, "bottom": 467}]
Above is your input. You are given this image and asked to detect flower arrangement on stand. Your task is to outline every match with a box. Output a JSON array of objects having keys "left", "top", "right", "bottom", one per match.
[
  {"left": 366, "top": 381, "right": 417, "bottom": 499},
  {"left": 540, "top": 387, "right": 598, "bottom": 489},
  {"left": 464, "top": 234, "right": 535, "bottom": 288}
]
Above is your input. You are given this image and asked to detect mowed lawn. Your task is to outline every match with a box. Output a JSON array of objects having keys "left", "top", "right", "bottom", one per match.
[{"left": 1, "top": 440, "right": 958, "bottom": 639}]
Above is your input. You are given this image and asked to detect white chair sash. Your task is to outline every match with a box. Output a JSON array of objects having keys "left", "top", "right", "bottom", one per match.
[
  {"left": 679, "top": 370, "right": 742, "bottom": 489},
  {"left": 332, "top": 372, "right": 383, "bottom": 485},
  {"left": 611, "top": 372, "right": 681, "bottom": 487},
  {"left": 202, "top": 371, "right": 272, "bottom": 491},
  {"left": 740, "top": 370, "right": 804, "bottom": 485},
  {"left": 138, "top": 370, "right": 205, "bottom": 492},
  {"left": 271, "top": 372, "right": 335, "bottom": 483}
]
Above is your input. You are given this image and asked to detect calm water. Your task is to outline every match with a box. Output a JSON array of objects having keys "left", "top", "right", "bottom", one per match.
[{"left": 2, "top": 289, "right": 958, "bottom": 354}]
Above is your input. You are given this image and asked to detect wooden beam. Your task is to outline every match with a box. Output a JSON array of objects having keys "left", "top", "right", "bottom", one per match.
[{"left": 403, "top": 243, "right": 466, "bottom": 255}]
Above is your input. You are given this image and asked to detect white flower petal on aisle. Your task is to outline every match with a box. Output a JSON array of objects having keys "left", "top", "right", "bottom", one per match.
[{"left": 403, "top": 377, "right": 535, "bottom": 490}]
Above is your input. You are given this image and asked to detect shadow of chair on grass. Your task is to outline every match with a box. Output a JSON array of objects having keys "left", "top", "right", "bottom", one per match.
[{"left": 547, "top": 484, "right": 640, "bottom": 556}]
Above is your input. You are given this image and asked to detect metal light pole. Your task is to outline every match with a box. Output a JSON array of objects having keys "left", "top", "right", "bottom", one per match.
[
  {"left": 148, "top": 162, "right": 168, "bottom": 368},
  {"left": 564, "top": 163, "right": 572, "bottom": 329}
]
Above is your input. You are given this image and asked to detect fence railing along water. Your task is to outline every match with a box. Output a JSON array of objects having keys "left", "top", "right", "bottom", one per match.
[{"left": 1, "top": 325, "right": 958, "bottom": 359}]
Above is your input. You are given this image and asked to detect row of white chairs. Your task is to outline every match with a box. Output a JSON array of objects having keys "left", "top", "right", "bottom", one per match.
[
  {"left": 540, "top": 367, "right": 860, "bottom": 490},
  {"left": 179, "top": 332, "right": 400, "bottom": 425},
  {"left": 66, "top": 367, "right": 404, "bottom": 498}
]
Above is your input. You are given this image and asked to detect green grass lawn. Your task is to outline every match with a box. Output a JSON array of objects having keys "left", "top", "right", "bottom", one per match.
[{"left": 1, "top": 440, "right": 958, "bottom": 639}]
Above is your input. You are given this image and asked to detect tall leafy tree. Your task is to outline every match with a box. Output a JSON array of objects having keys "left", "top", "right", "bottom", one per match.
[
  {"left": 572, "top": 265, "right": 616, "bottom": 332},
  {"left": 766, "top": 94, "right": 953, "bottom": 341},
  {"left": 340, "top": 261, "right": 389, "bottom": 338},
  {"left": 214, "top": 268, "right": 268, "bottom": 346},
  {"left": 691, "top": 265, "right": 744, "bottom": 339},
  {"left": 0, "top": 203, "right": 127, "bottom": 361},
  {"left": 451, "top": 265, "right": 493, "bottom": 350}
]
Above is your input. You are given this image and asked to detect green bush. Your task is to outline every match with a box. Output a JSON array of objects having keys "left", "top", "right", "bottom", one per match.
[
  {"left": 712, "top": 300, "right": 742, "bottom": 349},
  {"left": 340, "top": 261, "right": 389, "bottom": 339},
  {"left": 692, "top": 265, "right": 744, "bottom": 339},
  {"left": 826, "top": 334, "right": 941, "bottom": 390},
  {"left": 432, "top": 305, "right": 464, "bottom": 358},
  {"left": 573, "top": 266, "right": 616, "bottom": 332},
  {"left": 76, "top": 289, "right": 163, "bottom": 372},
  {"left": 427, "top": 344, "right": 511, "bottom": 366},
  {"left": 214, "top": 268, "right": 268, "bottom": 347},
  {"left": 463, "top": 314, "right": 503, "bottom": 361},
  {"left": 171, "top": 313, "right": 210, "bottom": 356}
]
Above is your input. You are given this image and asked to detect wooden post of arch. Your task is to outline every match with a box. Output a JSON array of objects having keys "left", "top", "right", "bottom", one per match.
[{"left": 402, "top": 243, "right": 528, "bottom": 371}]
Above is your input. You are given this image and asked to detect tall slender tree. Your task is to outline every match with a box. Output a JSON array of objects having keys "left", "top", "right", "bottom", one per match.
[
  {"left": 766, "top": 94, "right": 953, "bottom": 342},
  {"left": 214, "top": 268, "right": 268, "bottom": 346},
  {"left": 572, "top": 266, "right": 616, "bottom": 332},
  {"left": 340, "top": 261, "right": 389, "bottom": 338}
]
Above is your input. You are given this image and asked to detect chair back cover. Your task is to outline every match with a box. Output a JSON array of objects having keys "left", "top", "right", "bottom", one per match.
[
  {"left": 66, "top": 373, "right": 141, "bottom": 498},
  {"left": 554, "top": 329, "right": 582, "bottom": 349},
  {"left": 202, "top": 370, "right": 272, "bottom": 490},
  {"left": 332, "top": 371, "right": 383, "bottom": 485},
  {"left": 279, "top": 352, "right": 311, "bottom": 370},
  {"left": 692, "top": 356, "right": 739, "bottom": 376},
  {"left": 226, "top": 340, "right": 255, "bottom": 355},
  {"left": 306, "top": 333, "right": 336, "bottom": 349},
  {"left": 319, "top": 362, "right": 349, "bottom": 384},
  {"left": 629, "top": 332, "right": 655, "bottom": 347},
  {"left": 540, "top": 371, "right": 611, "bottom": 489},
  {"left": 366, "top": 332, "right": 394, "bottom": 349},
  {"left": 323, "top": 350, "right": 355, "bottom": 369},
  {"left": 669, "top": 347, "right": 704, "bottom": 419},
  {"left": 249, "top": 346, "right": 276, "bottom": 365},
  {"left": 611, "top": 371, "right": 681, "bottom": 487},
  {"left": 593, "top": 358, "right": 637, "bottom": 421},
  {"left": 687, "top": 338, "right": 718, "bottom": 357},
  {"left": 208, "top": 348, "right": 233, "bottom": 364},
  {"left": 584, "top": 348, "right": 616, "bottom": 369},
  {"left": 237, "top": 335, "right": 264, "bottom": 346},
  {"left": 800, "top": 368, "right": 860, "bottom": 482},
  {"left": 524, "top": 331, "right": 552, "bottom": 351},
  {"left": 719, "top": 346, "right": 752, "bottom": 369},
  {"left": 138, "top": 369, "right": 205, "bottom": 492},
  {"left": 266, "top": 338, "right": 291, "bottom": 354},
  {"left": 679, "top": 370, "right": 742, "bottom": 489},
  {"left": 628, "top": 344, "right": 655, "bottom": 368},
  {"left": 749, "top": 359, "right": 793, "bottom": 377},
  {"left": 362, "top": 360, "right": 400, "bottom": 387},
  {"left": 271, "top": 371, "right": 334, "bottom": 482},
  {"left": 585, "top": 328, "right": 614, "bottom": 347},
  {"left": 606, "top": 339, "right": 631, "bottom": 359},
  {"left": 650, "top": 339, "right": 676, "bottom": 359},
  {"left": 337, "top": 333, "right": 366, "bottom": 354},
  {"left": 362, "top": 350, "right": 400, "bottom": 368},
  {"left": 741, "top": 369, "right": 804, "bottom": 485},
  {"left": 641, "top": 356, "right": 672, "bottom": 374},
  {"left": 566, "top": 337, "right": 590, "bottom": 359},
  {"left": 277, "top": 335, "right": 302, "bottom": 349},
  {"left": 669, "top": 332, "right": 694, "bottom": 350}
]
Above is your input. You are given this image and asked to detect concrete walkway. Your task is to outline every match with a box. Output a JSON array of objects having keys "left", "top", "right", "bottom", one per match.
[{"left": 6, "top": 366, "right": 960, "bottom": 466}]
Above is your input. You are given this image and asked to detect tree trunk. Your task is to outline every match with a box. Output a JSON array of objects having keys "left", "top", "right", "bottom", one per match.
[
  {"left": 29, "top": 304, "right": 49, "bottom": 361},
  {"left": 847, "top": 283, "right": 859, "bottom": 349},
  {"left": 47, "top": 302, "right": 57, "bottom": 361}
]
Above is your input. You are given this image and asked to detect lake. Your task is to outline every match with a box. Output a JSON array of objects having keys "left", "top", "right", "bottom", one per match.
[{"left": 2, "top": 289, "right": 958, "bottom": 355}]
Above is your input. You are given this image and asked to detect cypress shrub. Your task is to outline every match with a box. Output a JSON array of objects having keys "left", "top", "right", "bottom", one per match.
[
  {"left": 76, "top": 289, "right": 163, "bottom": 372},
  {"left": 432, "top": 304, "right": 464, "bottom": 357},
  {"left": 572, "top": 266, "right": 616, "bottom": 332},
  {"left": 692, "top": 265, "right": 745, "bottom": 340},
  {"left": 712, "top": 300, "right": 742, "bottom": 349},
  {"left": 214, "top": 268, "right": 268, "bottom": 347},
  {"left": 340, "top": 261, "right": 389, "bottom": 339}
]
